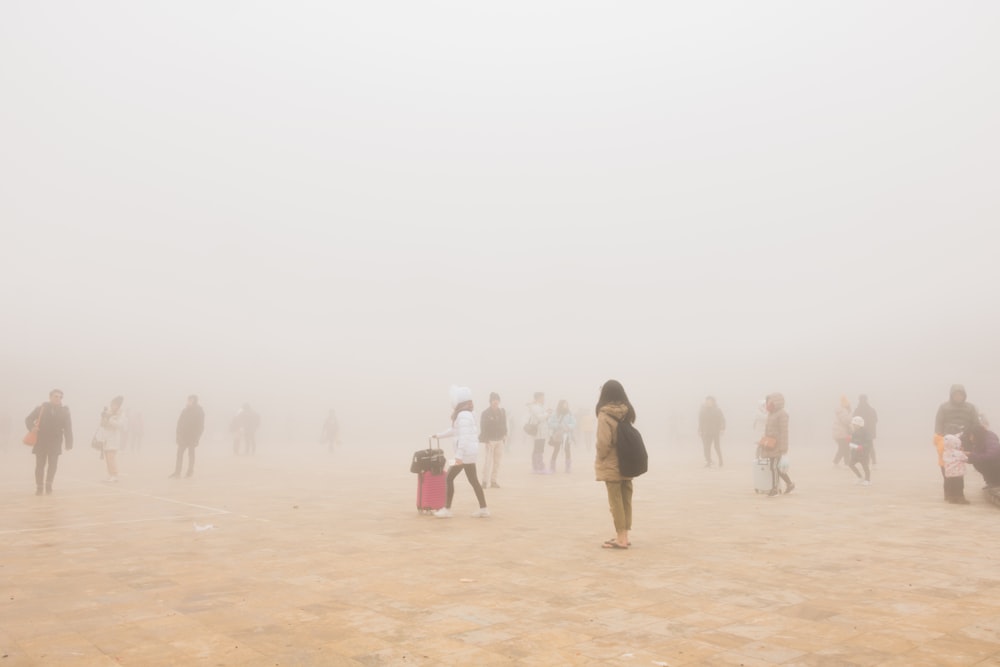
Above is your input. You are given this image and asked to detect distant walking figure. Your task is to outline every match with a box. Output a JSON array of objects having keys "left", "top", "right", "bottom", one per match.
[
  {"left": 96, "top": 396, "right": 126, "bottom": 482},
  {"left": 595, "top": 379, "right": 637, "bottom": 550},
  {"left": 321, "top": 409, "right": 340, "bottom": 452},
  {"left": 853, "top": 395, "right": 878, "bottom": 465},
  {"left": 479, "top": 392, "right": 507, "bottom": 488},
  {"left": 831, "top": 395, "right": 852, "bottom": 466},
  {"left": 431, "top": 386, "right": 489, "bottom": 518},
  {"left": 763, "top": 393, "right": 794, "bottom": 496},
  {"left": 847, "top": 416, "right": 873, "bottom": 485},
  {"left": 698, "top": 396, "right": 726, "bottom": 468},
  {"left": 171, "top": 395, "right": 205, "bottom": 478},
  {"left": 548, "top": 399, "right": 576, "bottom": 473},
  {"left": 25, "top": 389, "right": 74, "bottom": 495},
  {"left": 526, "top": 392, "right": 551, "bottom": 473},
  {"left": 232, "top": 404, "right": 260, "bottom": 455}
]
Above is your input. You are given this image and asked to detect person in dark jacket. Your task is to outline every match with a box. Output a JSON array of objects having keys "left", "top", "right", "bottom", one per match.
[
  {"left": 171, "top": 395, "right": 205, "bottom": 478},
  {"left": 25, "top": 389, "right": 74, "bottom": 495},
  {"left": 853, "top": 395, "right": 879, "bottom": 464},
  {"left": 698, "top": 396, "right": 726, "bottom": 467},
  {"left": 847, "top": 416, "right": 874, "bottom": 485},
  {"left": 479, "top": 392, "right": 507, "bottom": 488},
  {"left": 933, "top": 384, "right": 979, "bottom": 500},
  {"left": 963, "top": 424, "right": 1000, "bottom": 488},
  {"left": 232, "top": 404, "right": 260, "bottom": 455}
]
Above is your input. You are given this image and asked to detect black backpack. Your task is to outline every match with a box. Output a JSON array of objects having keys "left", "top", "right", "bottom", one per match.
[{"left": 615, "top": 417, "right": 648, "bottom": 478}]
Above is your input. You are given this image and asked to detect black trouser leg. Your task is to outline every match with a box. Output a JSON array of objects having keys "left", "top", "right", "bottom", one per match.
[
  {"left": 34, "top": 453, "right": 45, "bottom": 489},
  {"left": 174, "top": 446, "right": 185, "bottom": 475},
  {"left": 186, "top": 446, "right": 196, "bottom": 475},
  {"left": 445, "top": 464, "right": 462, "bottom": 508},
  {"left": 701, "top": 435, "right": 712, "bottom": 464},
  {"left": 713, "top": 435, "right": 722, "bottom": 466},
  {"left": 45, "top": 454, "right": 58, "bottom": 489},
  {"left": 464, "top": 464, "right": 487, "bottom": 507}
]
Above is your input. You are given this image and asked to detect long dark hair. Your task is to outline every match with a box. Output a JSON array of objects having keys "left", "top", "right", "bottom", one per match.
[
  {"left": 451, "top": 400, "right": 473, "bottom": 423},
  {"left": 595, "top": 379, "right": 635, "bottom": 423}
]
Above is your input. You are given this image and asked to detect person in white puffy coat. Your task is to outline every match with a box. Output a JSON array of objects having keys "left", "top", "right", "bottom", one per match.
[{"left": 431, "top": 386, "right": 489, "bottom": 518}]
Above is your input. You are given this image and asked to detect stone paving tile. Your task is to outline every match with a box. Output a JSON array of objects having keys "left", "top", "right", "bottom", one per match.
[{"left": 3, "top": 442, "right": 1000, "bottom": 665}]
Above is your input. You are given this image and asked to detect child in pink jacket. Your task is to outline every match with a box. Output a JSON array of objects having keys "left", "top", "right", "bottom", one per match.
[{"left": 942, "top": 434, "right": 970, "bottom": 504}]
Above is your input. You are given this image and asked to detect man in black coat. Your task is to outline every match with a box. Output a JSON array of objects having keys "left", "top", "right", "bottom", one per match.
[
  {"left": 25, "top": 389, "right": 74, "bottom": 495},
  {"left": 171, "top": 395, "right": 205, "bottom": 478}
]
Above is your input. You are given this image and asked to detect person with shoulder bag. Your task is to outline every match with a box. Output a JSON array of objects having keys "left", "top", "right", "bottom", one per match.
[
  {"left": 24, "top": 389, "right": 74, "bottom": 495},
  {"left": 98, "top": 396, "right": 126, "bottom": 482},
  {"left": 526, "top": 392, "right": 550, "bottom": 473},
  {"left": 761, "top": 393, "right": 794, "bottom": 496}
]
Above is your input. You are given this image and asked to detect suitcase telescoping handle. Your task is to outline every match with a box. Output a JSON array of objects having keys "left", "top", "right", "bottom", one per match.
[{"left": 429, "top": 436, "right": 441, "bottom": 451}]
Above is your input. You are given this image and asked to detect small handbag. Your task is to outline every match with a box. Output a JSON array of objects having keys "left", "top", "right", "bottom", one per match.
[
  {"left": 23, "top": 404, "right": 43, "bottom": 446},
  {"left": 91, "top": 426, "right": 107, "bottom": 451}
]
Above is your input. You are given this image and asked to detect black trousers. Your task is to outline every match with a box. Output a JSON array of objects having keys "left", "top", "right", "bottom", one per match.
[
  {"left": 34, "top": 452, "right": 59, "bottom": 489},
  {"left": 701, "top": 433, "right": 722, "bottom": 465},
  {"left": 446, "top": 463, "right": 486, "bottom": 509},
  {"left": 174, "top": 445, "right": 196, "bottom": 475},
  {"left": 849, "top": 447, "right": 871, "bottom": 481}
]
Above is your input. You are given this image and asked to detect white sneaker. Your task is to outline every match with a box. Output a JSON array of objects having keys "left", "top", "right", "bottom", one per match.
[
  {"left": 861, "top": 480, "right": 871, "bottom": 487},
  {"left": 433, "top": 508, "right": 452, "bottom": 518},
  {"left": 106, "top": 476, "right": 118, "bottom": 483},
  {"left": 471, "top": 508, "right": 490, "bottom": 518}
]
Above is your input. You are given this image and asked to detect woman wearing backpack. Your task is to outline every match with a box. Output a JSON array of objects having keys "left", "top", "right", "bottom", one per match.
[{"left": 595, "top": 379, "right": 636, "bottom": 550}]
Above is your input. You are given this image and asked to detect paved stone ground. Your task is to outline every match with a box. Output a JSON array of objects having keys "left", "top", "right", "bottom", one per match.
[{"left": 1, "top": 437, "right": 999, "bottom": 666}]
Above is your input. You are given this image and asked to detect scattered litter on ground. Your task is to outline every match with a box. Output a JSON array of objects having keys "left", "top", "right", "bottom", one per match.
[
  {"left": 194, "top": 523, "right": 215, "bottom": 532},
  {"left": 459, "top": 578, "right": 476, "bottom": 583}
]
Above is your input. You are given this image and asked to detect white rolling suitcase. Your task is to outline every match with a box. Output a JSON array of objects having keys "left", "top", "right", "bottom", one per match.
[{"left": 754, "top": 453, "right": 776, "bottom": 494}]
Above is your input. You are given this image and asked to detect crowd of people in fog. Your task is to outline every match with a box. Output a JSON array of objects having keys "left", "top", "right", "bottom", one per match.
[{"left": 14, "top": 382, "right": 1000, "bottom": 547}]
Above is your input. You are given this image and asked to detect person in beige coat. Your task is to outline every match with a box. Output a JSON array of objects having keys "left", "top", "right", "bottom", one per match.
[
  {"left": 594, "top": 379, "right": 636, "bottom": 550},
  {"left": 764, "top": 393, "right": 794, "bottom": 496}
]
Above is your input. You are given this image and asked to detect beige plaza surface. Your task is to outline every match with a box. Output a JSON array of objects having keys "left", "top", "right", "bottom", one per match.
[{"left": 2, "top": 433, "right": 1000, "bottom": 667}]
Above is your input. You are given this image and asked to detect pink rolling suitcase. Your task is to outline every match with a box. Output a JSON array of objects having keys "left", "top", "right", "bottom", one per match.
[
  {"left": 412, "top": 438, "right": 447, "bottom": 513},
  {"left": 417, "top": 470, "right": 446, "bottom": 513}
]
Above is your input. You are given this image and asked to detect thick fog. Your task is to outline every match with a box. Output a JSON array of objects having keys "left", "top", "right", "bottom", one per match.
[{"left": 2, "top": 2, "right": 998, "bottom": 454}]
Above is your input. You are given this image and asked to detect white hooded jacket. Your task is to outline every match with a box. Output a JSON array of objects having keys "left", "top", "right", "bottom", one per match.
[{"left": 435, "top": 410, "right": 480, "bottom": 464}]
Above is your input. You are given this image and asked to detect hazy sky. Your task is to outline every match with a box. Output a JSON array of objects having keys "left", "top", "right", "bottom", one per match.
[{"left": 2, "top": 2, "right": 998, "bottom": 445}]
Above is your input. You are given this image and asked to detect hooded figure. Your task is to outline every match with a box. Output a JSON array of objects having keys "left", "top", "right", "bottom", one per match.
[{"left": 935, "top": 385, "right": 979, "bottom": 437}]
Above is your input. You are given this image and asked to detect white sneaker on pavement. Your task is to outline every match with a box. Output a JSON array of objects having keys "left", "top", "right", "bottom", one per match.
[
  {"left": 433, "top": 508, "right": 452, "bottom": 518},
  {"left": 471, "top": 508, "right": 490, "bottom": 518}
]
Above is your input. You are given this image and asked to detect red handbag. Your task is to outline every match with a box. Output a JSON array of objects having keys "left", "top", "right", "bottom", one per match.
[{"left": 23, "top": 404, "right": 44, "bottom": 446}]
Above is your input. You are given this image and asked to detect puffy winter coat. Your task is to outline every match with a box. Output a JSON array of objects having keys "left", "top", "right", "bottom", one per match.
[
  {"left": 594, "top": 402, "right": 631, "bottom": 482},
  {"left": 435, "top": 410, "right": 480, "bottom": 463},
  {"left": 764, "top": 393, "right": 789, "bottom": 459}
]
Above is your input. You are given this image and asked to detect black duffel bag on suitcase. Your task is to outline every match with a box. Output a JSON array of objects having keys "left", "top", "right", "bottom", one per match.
[{"left": 410, "top": 442, "right": 446, "bottom": 475}]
